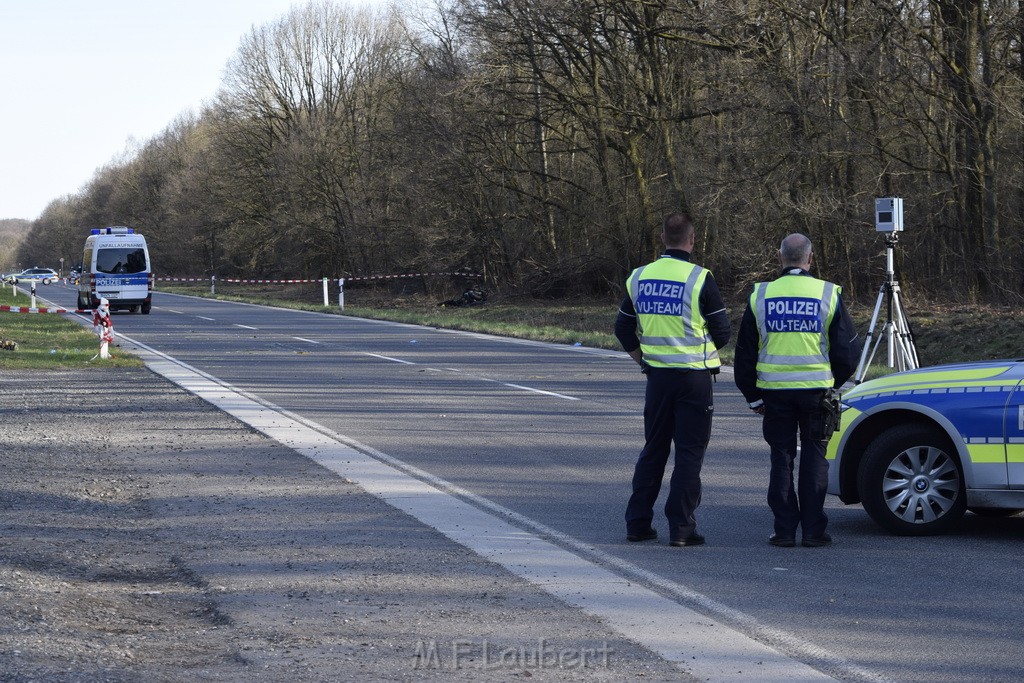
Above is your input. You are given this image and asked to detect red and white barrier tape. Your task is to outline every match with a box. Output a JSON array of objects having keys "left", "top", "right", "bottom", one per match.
[
  {"left": 155, "top": 271, "right": 481, "bottom": 284},
  {"left": 345, "top": 271, "right": 482, "bottom": 282},
  {"left": 222, "top": 278, "right": 321, "bottom": 284},
  {"left": 1, "top": 270, "right": 483, "bottom": 314},
  {"left": 0, "top": 305, "right": 86, "bottom": 314}
]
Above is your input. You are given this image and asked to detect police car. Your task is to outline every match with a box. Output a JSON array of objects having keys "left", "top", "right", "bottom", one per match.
[
  {"left": 827, "top": 360, "right": 1024, "bottom": 535},
  {"left": 3, "top": 267, "right": 59, "bottom": 285}
]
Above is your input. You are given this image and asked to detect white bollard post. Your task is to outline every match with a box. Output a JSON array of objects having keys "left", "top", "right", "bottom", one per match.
[
  {"left": 30, "top": 281, "right": 36, "bottom": 308},
  {"left": 211, "top": 274, "right": 216, "bottom": 295},
  {"left": 322, "top": 277, "right": 329, "bottom": 307},
  {"left": 338, "top": 278, "right": 345, "bottom": 311}
]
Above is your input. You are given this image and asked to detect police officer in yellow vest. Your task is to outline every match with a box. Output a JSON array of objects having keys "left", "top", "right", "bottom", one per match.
[
  {"left": 615, "top": 212, "right": 732, "bottom": 547},
  {"left": 734, "top": 233, "right": 860, "bottom": 548}
]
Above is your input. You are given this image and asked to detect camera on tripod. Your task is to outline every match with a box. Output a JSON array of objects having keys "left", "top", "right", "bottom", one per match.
[
  {"left": 874, "top": 197, "right": 904, "bottom": 232},
  {"left": 855, "top": 197, "right": 918, "bottom": 383}
]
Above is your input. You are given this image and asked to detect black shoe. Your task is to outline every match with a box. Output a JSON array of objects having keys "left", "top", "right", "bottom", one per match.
[
  {"left": 802, "top": 533, "right": 833, "bottom": 548},
  {"left": 626, "top": 528, "right": 657, "bottom": 542},
  {"left": 768, "top": 533, "right": 796, "bottom": 548},
  {"left": 669, "top": 533, "right": 705, "bottom": 547}
]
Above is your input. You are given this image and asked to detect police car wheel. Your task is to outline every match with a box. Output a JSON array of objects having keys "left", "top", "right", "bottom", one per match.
[{"left": 858, "top": 424, "right": 966, "bottom": 536}]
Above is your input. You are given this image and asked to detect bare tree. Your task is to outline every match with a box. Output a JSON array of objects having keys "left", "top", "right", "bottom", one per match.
[{"left": 214, "top": 1, "right": 411, "bottom": 278}]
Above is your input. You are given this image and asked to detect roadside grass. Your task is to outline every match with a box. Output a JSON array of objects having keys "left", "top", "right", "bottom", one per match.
[
  {"left": 900, "top": 303, "right": 1024, "bottom": 365},
  {"left": 345, "top": 298, "right": 618, "bottom": 350},
  {"left": 0, "top": 287, "right": 141, "bottom": 369}
]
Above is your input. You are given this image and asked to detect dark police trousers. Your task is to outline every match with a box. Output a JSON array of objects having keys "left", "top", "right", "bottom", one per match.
[
  {"left": 762, "top": 389, "right": 829, "bottom": 538},
  {"left": 625, "top": 367, "right": 713, "bottom": 540}
]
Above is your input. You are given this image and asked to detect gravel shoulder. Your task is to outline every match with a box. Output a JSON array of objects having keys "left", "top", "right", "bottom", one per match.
[{"left": 0, "top": 366, "right": 690, "bottom": 681}]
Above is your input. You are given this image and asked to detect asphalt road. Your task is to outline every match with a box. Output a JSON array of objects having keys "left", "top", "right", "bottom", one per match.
[{"left": 36, "top": 283, "right": 1024, "bottom": 682}]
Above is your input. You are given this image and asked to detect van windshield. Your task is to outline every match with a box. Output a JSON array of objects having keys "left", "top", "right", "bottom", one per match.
[{"left": 95, "top": 248, "right": 147, "bottom": 274}]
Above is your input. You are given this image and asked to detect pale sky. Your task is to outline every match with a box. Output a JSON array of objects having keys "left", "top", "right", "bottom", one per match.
[{"left": 0, "top": 0, "right": 386, "bottom": 221}]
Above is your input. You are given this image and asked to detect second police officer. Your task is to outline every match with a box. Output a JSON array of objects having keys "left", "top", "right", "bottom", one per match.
[{"left": 734, "top": 233, "right": 860, "bottom": 548}]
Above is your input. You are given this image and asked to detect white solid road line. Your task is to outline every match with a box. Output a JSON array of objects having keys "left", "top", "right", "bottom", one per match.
[
  {"left": 109, "top": 330, "right": 888, "bottom": 683},
  {"left": 500, "top": 381, "right": 580, "bottom": 401},
  {"left": 235, "top": 324, "right": 258, "bottom": 330},
  {"left": 363, "top": 352, "right": 416, "bottom": 365},
  {"left": 293, "top": 336, "right": 320, "bottom": 344}
]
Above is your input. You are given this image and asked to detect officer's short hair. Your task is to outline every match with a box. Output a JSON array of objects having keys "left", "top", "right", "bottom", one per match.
[
  {"left": 780, "top": 233, "right": 812, "bottom": 266},
  {"left": 663, "top": 212, "right": 695, "bottom": 245}
]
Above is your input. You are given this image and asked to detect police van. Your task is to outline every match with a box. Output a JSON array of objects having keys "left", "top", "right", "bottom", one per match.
[{"left": 77, "top": 227, "right": 153, "bottom": 313}]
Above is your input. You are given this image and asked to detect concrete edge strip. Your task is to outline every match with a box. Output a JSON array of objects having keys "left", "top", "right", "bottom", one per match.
[{"left": 104, "top": 326, "right": 886, "bottom": 683}]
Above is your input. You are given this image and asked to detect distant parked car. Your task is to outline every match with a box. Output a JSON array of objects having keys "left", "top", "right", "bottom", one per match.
[{"left": 3, "top": 267, "right": 59, "bottom": 285}]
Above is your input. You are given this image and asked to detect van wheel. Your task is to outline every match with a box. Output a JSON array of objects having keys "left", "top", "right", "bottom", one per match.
[
  {"left": 130, "top": 305, "right": 139, "bottom": 313},
  {"left": 141, "top": 302, "right": 151, "bottom": 314},
  {"left": 77, "top": 293, "right": 88, "bottom": 310}
]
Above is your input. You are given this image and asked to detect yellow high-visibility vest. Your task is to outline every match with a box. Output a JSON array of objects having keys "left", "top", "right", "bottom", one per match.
[
  {"left": 626, "top": 257, "right": 721, "bottom": 370},
  {"left": 751, "top": 274, "right": 839, "bottom": 389}
]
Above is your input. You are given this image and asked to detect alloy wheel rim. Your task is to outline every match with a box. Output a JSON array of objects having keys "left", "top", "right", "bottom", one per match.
[{"left": 882, "top": 445, "right": 960, "bottom": 524}]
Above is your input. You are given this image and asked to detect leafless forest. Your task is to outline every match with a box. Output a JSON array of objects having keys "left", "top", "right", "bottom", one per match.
[{"left": 14, "top": 0, "right": 1024, "bottom": 303}]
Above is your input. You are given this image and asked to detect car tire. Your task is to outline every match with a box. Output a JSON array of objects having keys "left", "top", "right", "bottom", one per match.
[
  {"left": 141, "top": 302, "right": 151, "bottom": 314},
  {"left": 858, "top": 423, "right": 966, "bottom": 535}
]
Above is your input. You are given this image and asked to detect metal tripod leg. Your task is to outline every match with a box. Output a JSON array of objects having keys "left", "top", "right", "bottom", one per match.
[
  {"left": 854, "top": 281, "right": 919, "bottom": 383},
  {"left": 889, "top": 284, "right": 919, "bottom": 371},
  {"left": 854, "top": 284, "right": 886, "bottom": 383}
]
